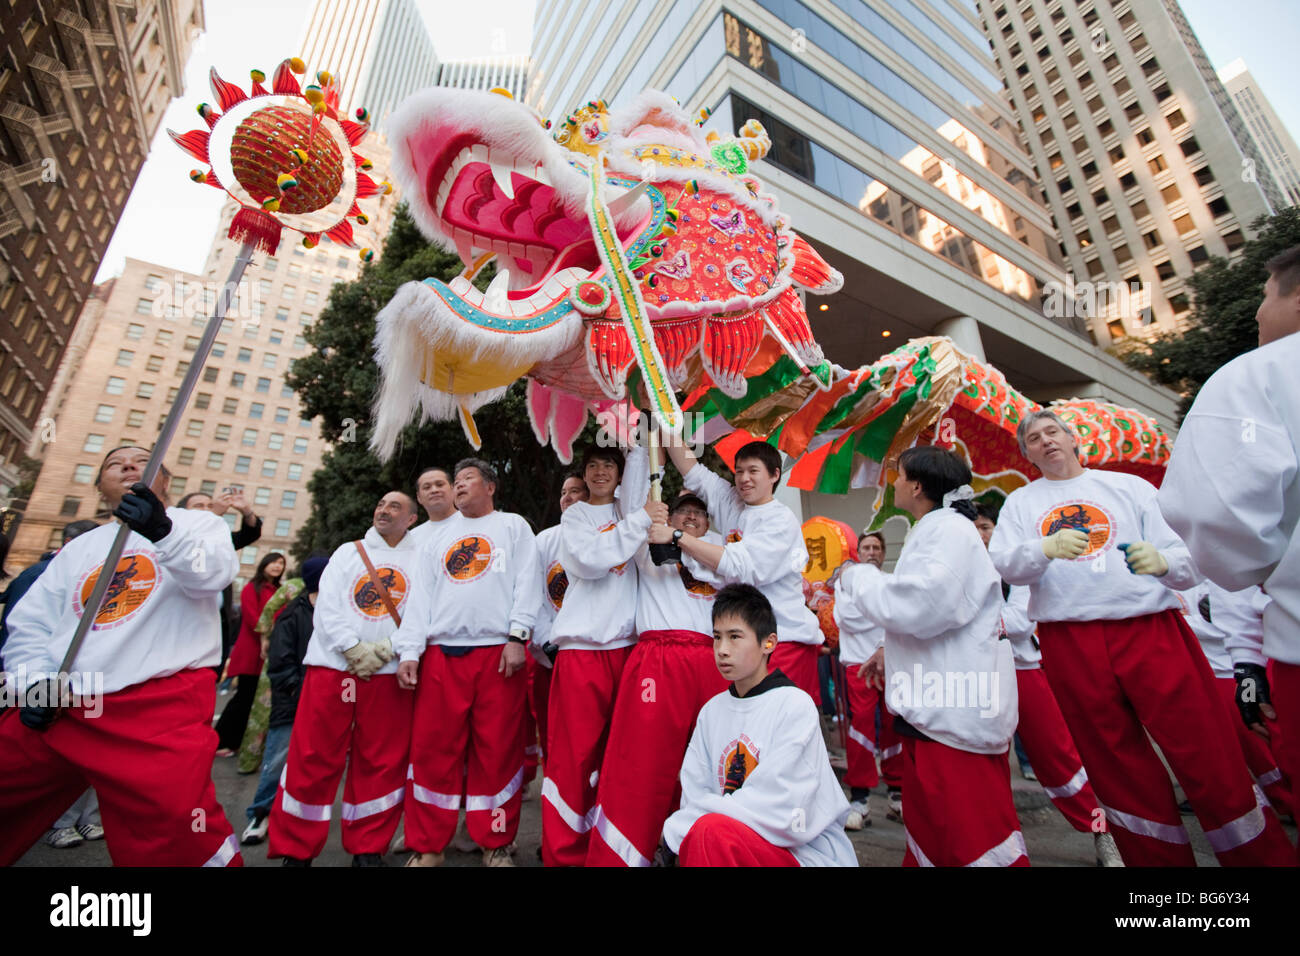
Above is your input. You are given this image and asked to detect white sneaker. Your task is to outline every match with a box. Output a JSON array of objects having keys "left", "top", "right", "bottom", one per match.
[
  {"left": 1094, "top": 831, "right": 1124, "bottom": 867},
  {"left": 241, "top": 815, "right": 269, "bottom": 845},
  {"left": 76, "top": 822, "right": 105, "bottom": 841},
  {"left": 45, "top": 827, "right": 84, "bottom": 849},
  {"left": 844, "top": 800, "right": 871, "bottom": 831},
  {"left": 404, "top": 851, "right": 444, "bottom": 867},
  {"left": 886, "top": 789, "right": 903, "bottom": 822}
]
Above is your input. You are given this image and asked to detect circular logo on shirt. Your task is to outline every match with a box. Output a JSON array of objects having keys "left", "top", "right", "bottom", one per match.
[
  {"left": 677, "top": 563, "right": 717, "bottom": 598},
  {"left": 718, "top": 735, "right": 759, "bottom": 793},
  {"left": 73, "top": 551, "right": 159, "bottom": 630},
  {"left": 597, "top": 522, "right": 629, "bottom": 576},
  {"left": 443, "top": 535, "right": 495, "bottom": 582},
  {"left": 1037, "top": 500, "right": 1114, "bottom": 559},
  {"left": 546, "top": 561, "right": 570, "bottom": 610},
  {"left": 725, "top": 529, "right": 743, "bottom": 544},
  {"left": 350, "top": 566, "right": 409, "bottom": 618}
]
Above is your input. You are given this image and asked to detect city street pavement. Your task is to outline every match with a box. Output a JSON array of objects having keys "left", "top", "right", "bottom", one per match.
[{"left": 20, "top": 707, "right": 1260, "bottom": 867}]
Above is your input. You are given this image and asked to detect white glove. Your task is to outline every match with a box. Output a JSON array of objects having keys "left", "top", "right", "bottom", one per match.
[
  {"left": 343, "top": 642, "right": 384, "bottom": 680},
  {"left": 1041, "top": 528, "right": 1090, "bottom": 560},
  {"left": 371, "top": 637, "right": 395, "bottom": 664},
  {"left": 1119, "top": 541, "right": 1168, "bottom": 576}
]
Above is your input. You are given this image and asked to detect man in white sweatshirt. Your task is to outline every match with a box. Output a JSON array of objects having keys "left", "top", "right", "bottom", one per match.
[
  {"left": 661, "top": 439, "right": 824, "bottom": 704},
  {"left": 269, "top": 490, "right": 421, "bottom": 867},
  {"left": 990, "top": 409, "right": 1292, "bottom": 866},
  {"left": 0, "top": 445, "right": 242, "bottom": 866},
  {"left": 661, "top": 583, "right": 857, "bottom": 866},
  {"left": 837, "top": 446, "right": 1023, "bottom": 867},
  {"left": 396, "top": 459, "right": 540, "bottom": 867},
  {"left": 542, "top": 443, "right": 649, "bottom": 866},
  {"left": 408, "top": 466, "right": 457, "bottom": 544},
  {"left": 1158, "top": 244, "right": 1300, "bottom": 860}
]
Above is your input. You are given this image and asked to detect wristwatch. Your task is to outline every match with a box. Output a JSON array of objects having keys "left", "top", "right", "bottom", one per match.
[
  {"left": 672, "top": 529, "right": 683, "bottom": 544},
  {"left": 508, "top": 625, "right": 531, "bottom": 645}
]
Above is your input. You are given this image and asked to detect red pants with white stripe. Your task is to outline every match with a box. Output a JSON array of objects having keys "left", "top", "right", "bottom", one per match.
[
  {"left": 405, "top": 646, "right": 526, "bottom": 853},
  {"left": 0, "top": 669, "right": 241, "bottom": 867},
  {"left": 542, "top": 644, "right": 633, "bottom": 866},
  {"left": 523, "top": 656, "right": 552, "bottom": 787},
  {"left": 901, "top": 737, "right": 1028, "bottom": 866},
  {"left": 1273, "top": 661, "right": 1300, "bottom": 864},
  {"left": 1214, "top": 676, "right": 1293, "bottom": 818},
  {"left": 770, "top": 641, "right": 822, "bottom": 708},
  {"left": 842, "top": 663, "right": 904, "bottom": 791},
  {"left": 1038, "top": 610, "right": 1293, "bottom": 866},
  {"left": 269, "top": 666, "right": 413, "bottom": 859},
  {"left": 678, "top": 813, "right": 799, "bottom": 867},
  {"left": 1015, "top": 667, "right": 1101, "bottom": 833},
  {"left": 587, "top": 630, "right": 729, "bottom": 867}
]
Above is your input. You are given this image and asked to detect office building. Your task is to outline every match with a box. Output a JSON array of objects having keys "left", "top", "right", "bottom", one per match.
[{"left": 1220, "top": 59, "right": 1300, "bottom": 209}]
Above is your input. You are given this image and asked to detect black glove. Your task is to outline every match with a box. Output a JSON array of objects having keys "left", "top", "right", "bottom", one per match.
[
  {"left": 651, "top": 839, "right": 677, "bottom": 867},
  {"left": 542, "top": 641, "right": 559, "bottom": 665},
  {"left": 113, "top": 482, "right": 173, "bottom": 543},
  {"left": 19, "top": 678, "right": 63, "bottom": 732},
  {"left": 1233, "top": 662, "right": 1272, "bottom": 730}
]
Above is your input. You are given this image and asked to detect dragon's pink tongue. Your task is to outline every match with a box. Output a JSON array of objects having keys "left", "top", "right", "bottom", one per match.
[{"left": 444, "top": 164, "right": 586, "bottom": 252}]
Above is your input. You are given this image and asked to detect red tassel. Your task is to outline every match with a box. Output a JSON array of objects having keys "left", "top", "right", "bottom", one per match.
[
  {"left": 272, "top": 59, "right": 302, "bottom": 96},
  {"left": 354, "top": 172, "right": 380, "bottom": 198},
  {"left": 208, "top": 67, "right": 248, "bottom": 112},
  {"left": 167, "top": 128, "right": 210, "bottom": 164},
  {"left": 346, "top": 201, "right": 361, "bottom": 217},
  {"left": 249, "top": 78, "right": 268, "bottom": 97},
  {"left": 652, "top": 318, "right": 701, "bottom": 380},
  {"left": 229, "top": 206, "right": 282, "bottom": 256},
  {"left": 340, "top": 120, "right": 368, "bottom": 146},
  {"left": 763, "top": 287, "right": 822, "bottom": 367},
  {"left": 204, "top": 170, "right": 222, "bottom": 188},
  {"left": 790, "top": 235, "right": 839, "bottom": 292},
  {"left": 325, "top": 220, "right": 354, "bottom": 246}
]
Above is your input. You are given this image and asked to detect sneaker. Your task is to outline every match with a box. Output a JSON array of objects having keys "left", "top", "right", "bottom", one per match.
[
  {"left": 352, "top": 853, "right": 386, "bottom": 867},
  {"left": 281, "top": 856, "right": 312, "bottom": 867},
  {"left": 404, "top": 851, "right": 444, "bottom": 867},
  {"left": 241, "top": 815, "right": 269, "bottom": 846},
  {"left": 886, "top": 788, "right": 903, "bottom": 822},
  {"left": 1094, "top": 831, "right": 1124, "bottom": 867},
  {"left": 482, "top": 846, "right": 516, "bottom": 867},
  {"left": 844, "top": 799, "right": 871, "bottom": 831},
  {"left": 76, "top": 822, "right": 105, "bottom": 841},
  {"left": 1021, "top": 764, "right": 1037, "bottom": 782},
  {"left": 45, "top": 827, "right": 84, "bottom": 849},
  {"left": 387, "top": 822, "right": 407, "bottom": 854}
]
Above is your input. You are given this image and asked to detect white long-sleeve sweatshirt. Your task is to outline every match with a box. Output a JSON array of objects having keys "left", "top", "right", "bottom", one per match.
[
  {"left": 988, "top": 469, "right": 1200, "bottom": 623},
  {"left": 634, "top": 532, "right": 725, "bottom": 636},
  {"left": 392, "top": 510, "right": 540, "bottom": 660},
  {"left": 831, "top": 568, "right": 886, "bottom": 665},
  {"left": 1158, "top": 331, "right": 1300, "bottom": 666},
  {"left": 1001, "top": 585, "right": 1041, "bottom": 670},
  {"left": 1172, "top": 583, "right": 1230, "bottom": 679},
  {"left": 304, "top": 526, "right": 423, "bottom": 674},
  {"left": 4, "top": 508, "right": 237, "bottom": 695},
  {"left": 530, "top": 524, "right": 566, "bottom": 665},
  {"left": 837, "top": 507, "right": 1017, "bottom": 754},
  {"left": 662, "top": 672, "right": 858, "bottom": 866},
  {"left": 683, "top": 465, "right": 821, "bottom": 646},
  {"left": 1207, "top": 582, "right": 1270, "bottom": 671},
  {"left": 551, "top": 499, "right": 645, "bottom": 650}
]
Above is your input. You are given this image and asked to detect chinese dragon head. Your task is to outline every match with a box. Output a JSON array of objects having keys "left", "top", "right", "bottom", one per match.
[{"left": 370, "top": 88, "right": 841, "bottom": 459}]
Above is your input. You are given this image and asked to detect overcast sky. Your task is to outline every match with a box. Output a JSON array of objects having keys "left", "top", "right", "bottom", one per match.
[{"left": 96, "top": 0, "right": 1299, "bottom": 284}]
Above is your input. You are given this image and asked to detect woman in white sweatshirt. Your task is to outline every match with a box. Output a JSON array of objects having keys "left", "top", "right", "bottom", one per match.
[{"left": 836, "top": 446, "right": 1023, "bottom": 866}]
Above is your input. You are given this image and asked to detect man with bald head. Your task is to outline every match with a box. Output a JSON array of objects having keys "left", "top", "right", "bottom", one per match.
[{"left": 270, "top": 490, "right": 422, "bottom": 866}]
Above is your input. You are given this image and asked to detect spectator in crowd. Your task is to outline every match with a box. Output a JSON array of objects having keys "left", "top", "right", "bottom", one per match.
[
  {"left": 241, "top": 555, "right": 329, "bottom": 846},
  {"left": 215, "top": 551, "right": 285, "bottom": 755},
  {"left": 1, "top": 520, "right": 99, "bottom": 663},
  {"left": 180, "top": 488, "right": 262, "bottom": 677}
]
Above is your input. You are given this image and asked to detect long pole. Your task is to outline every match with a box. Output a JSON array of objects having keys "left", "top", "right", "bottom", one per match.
[{"left": 52, "top": 242, "right": 258, "bottom": 688}]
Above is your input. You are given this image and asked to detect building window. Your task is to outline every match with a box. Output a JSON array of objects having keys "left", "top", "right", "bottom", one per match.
[
  {"left": 60, "top": 496, "right": 81, "bottom": 517},
  {"left": 202, "top": 366, "right": 219, "bottom": 383},
  {"left": 231, "top": 372, "right": 246, "bottom": 388},
  {"left": 1188, "top": 245, "right": 1209, "bottom": 266},
  {"left": 1155, "top": 260, "right": 1176, "bottom": 281},
  {"left": 186, "top": 419, "right": 203, "bottom": 437},
  {"left": 182, "top": 335, "right": 201, "bottom": 352},
  {"left": 1114, "top": 244, "right": 1132, "bottom": 264},
  {"left": 195, "top": 392, "right": 212, "bottom": 410},
  {"left": 293, "top": 334, "right": 307, "bottom": 350},
  {"left": 207, "top": 451, "right": 225, "bottom": 469},
  {"left": 178, "top": 447, "right": 196, "bottom": 466},
  {"left": 292, "top": 437, "right": 308, "bottom": 455},
  {"left": 280, "top": 490, "right": 297, "bottom": 508},
  {"left": 106, "top": 376, "right": 126, "bottom": 395},
  {"left": 1193, "top": 166, "right": 1215, "bottom": 187},
  {"left": 280, "top": 384, "right": 294, "bottom": 398},
  {"left": 83, "top": 434, "right": 105, "bottom": 453},
  {"left": 155, "top": 329, "right": 173, "bottom": 346},
  {"left": 304, "top": 291, "right": 318, "bottom": 306},
  {"left": 268, "top": 433, "right": 284, "bottom": 451},
  {"left": 275, "top": 307, "right": 289, "bottom": 322},
  {"left": 94, "top": 404, "right": 115, "bottom": 423},
  {"left": 117, "top": 349, "right": 136, "bottom": 367},
  {"left": 73, "top": 465, "right": 94, "bottom": 484},
  {"left": 136, "top": 298, "right": 153, "bottom": 314},
  {"left": 127, "top": 409, "right": 146, "bottom": 428},
  {"left": 1208, "top": 196, "right": 1232, "bottom": 218},
  {"left": 126, "top": 323, "right": 145, "bottom": 340},
  {"left": 1148, "top": 154, "right": 1168, "bottom": 174},
  {"left": 1223, "top": 228, "right": 1245, "bottom": 251},
  {"left": 269, "top": 329, "right": 284, "bottom": 345},
  {"left": 1131, "top": 199, "right": 1150, "bottom": 219},
  {"left": 235, "top": 455, "right": 251, "bottom": 474},
  {"left": 250, "top": 403, "right": 265, "bottom": 419},
  {"left": 136, "top": 382, "right": 155, "bottom": 399},
  {"left": 254, "top": 487, "right": 271, "bottom": 505},
  {"left": 275, "top": 518, "right": 292, "bottom": 537},
  {"left": 262, "top": 460, "right": 278, "bottom": 477},
  {"left": 169, "top": 476, "right": 187, "bottom": 497},
  {"left": 1160, "top": 183, "right": 1181, "bottom": 203},
  {"left": 200, "top": 480, "right": 217, "bottom": 496},
  {"left": 1136, "top": 128, "right": 1155, "bottom": 146},
  {"left": 256, "top": 377, "right": 271, "bottom": 393},
  {"left": 287, "top": 463, "right": 303, "bottom": 481},
  {"left": 262, "top": 353, "right": 277, "bottom": 369},
  {"left": 274, "top": 407, "right": 290, "bottom": 424},
  {"left": 1142, "top": 229, "right": 1162, "bottom": 250},
  {"left": 281, "top": 285, "right": 296, "bottom": 300},
  {"left": 237, "top": 348, "right": 252, "bottom": 363},
  {"left": 214, "top": 424, "right": 232, "bottom": 442},
  {"left": 242, "top": 428, "right": 258, "bottom": 446},
  {"left": 241, "top": 546, "right": 258, "bottom": 565},
  {"left": 1108, "top": 145, "right": 1125, "bottom": 163},
  {"left": 258, "top": 279, "right": 273, "bottom": 296},
  {"left": 1170, "top": 293, "right": 1190, "bottom": 314}
]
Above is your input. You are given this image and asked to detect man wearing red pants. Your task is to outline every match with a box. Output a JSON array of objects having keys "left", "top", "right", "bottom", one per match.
[
  {"left": 269, "top": 490, "right": 421, "bottom": 866},
  {"left": 1, "top": 445, "right": 242, "bottom": 866},
  {"left": 397, "top": 459, "right": 540, "bottom": 867},
  {"left": 542, "top": 443, "right": 647, "bottom": 866},
  {"left": 1159, "top": 246, "right": 1300, "bottom": 861},
  {"left": 663, "top": 439, "right": 823, "bottom": 703},
  {"left": 587, "top": 475, "right": 728, "bottom": 866},
  {"left": 991, "top": 410, "right": 1293, "bottom": 866}
]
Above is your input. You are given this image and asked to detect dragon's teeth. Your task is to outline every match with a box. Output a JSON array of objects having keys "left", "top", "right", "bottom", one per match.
[{"left": 490, "top": 162, "right": 516, "bottom": 199}]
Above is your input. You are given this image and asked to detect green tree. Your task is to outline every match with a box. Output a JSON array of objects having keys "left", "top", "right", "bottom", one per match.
[
  {"left": 1118, "top": 208, "right": 1300, "bottom": 421},
  {"left": 286, "top": 203, "right": 598, "bottom": 560}
]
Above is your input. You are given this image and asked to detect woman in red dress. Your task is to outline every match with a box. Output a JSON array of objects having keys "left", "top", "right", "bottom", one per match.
[{"left": 215, "top": 552, "right": 285, "bottom": 755}]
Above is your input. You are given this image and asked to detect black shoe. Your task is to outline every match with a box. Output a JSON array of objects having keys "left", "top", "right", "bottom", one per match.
[
  {"left": 281, "top": 856, "right": 312, "bottom": 867},
  {"left": 351, "top": 853, "right": 385, "bottom": 867}
]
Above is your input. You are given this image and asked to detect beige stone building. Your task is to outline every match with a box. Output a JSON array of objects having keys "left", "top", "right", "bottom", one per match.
[{"left": 9, "top": 132, "right": 399, "bottom": 580}]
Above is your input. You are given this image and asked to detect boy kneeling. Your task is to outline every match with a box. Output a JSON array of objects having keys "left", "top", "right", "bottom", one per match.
[{"left": 660, "top": 585, "right": 858, "bottom": 867}]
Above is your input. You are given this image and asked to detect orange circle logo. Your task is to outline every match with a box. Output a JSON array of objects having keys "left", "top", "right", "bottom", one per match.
[
  {"left": 718, "top": 736, "right": 759, "bottom": 794},
  {"left": 443, "top": 535, "right": 495, "bottom": 582},
  {"left": 598, "top": 522, "right": 629, "bottom": 575},
  {"left": 350, "top": 567, "right": 409, "bottom": 618},
  {"left": 677, "top": 563, "right": 717, "bottom": 597},
  {"left": 725, "top": 530, "right": 743, "bottom": 544},
  {"left": 1037, "top": 501, "right": 1114, "bottom": 558},
  {"left": 74, "top": 552, "right": 158, "bottom": 629},
  {"left": 546, "top": 561, "right": 569, "bottom": 610}
]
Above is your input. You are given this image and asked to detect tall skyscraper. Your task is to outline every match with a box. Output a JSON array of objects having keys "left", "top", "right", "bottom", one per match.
[
  {"left": 437, "top": 55, "right": 530, "bottom": 100},
  {"left": 298, "top": 0, "right": 439, "bottom": 129},
  {"left": 1220, "top": 59, "right": 1300, "bottom": 209},
  {"left": 0, "top": 0, "right": 202, "bottom": 503},
  {"left": 525, "top": 0, "right": 1179, "bottom": 526},
  {"left": 978, "top": 0, "right": 1282, "bottom": 340}
]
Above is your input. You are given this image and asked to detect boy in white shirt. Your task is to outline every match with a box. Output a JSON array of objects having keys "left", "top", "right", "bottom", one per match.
[
  {"left": 990, "top": 410, "right": 1292, "bottom": 866},
  {"left": 661, "top": 584, "right": 857, "bottom": 867},
  {"left": 661, "top": 439, "right": 823, "bottom": 703}
]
